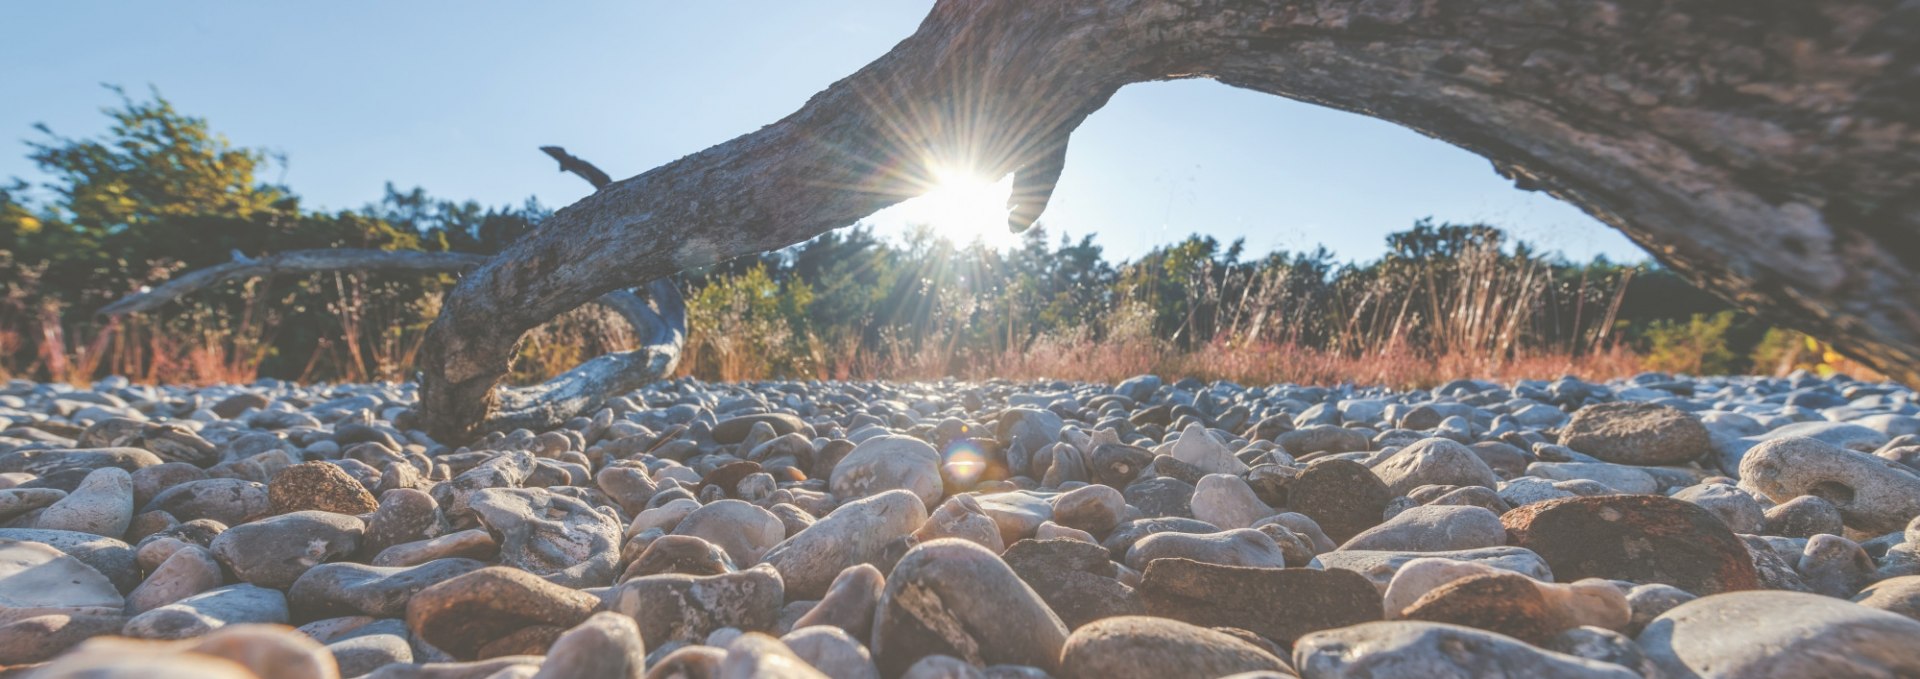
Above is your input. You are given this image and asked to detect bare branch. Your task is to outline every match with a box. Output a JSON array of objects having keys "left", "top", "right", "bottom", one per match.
[{"left": 97, "top": 249, "right": 490, "bottom": 317}]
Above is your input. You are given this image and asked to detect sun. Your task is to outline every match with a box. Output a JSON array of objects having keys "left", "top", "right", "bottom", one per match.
[{"left": 897, "top": 167, "right": 1019, "bottom": 248}]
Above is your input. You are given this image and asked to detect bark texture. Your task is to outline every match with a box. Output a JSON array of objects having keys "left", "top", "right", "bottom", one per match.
[{"left": 417, "top": 0, "right": 1920, "bottom": 441}]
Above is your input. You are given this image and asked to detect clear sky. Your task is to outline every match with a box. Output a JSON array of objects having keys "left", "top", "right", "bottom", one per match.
[{"left": 0, "top": 1, "right": 1647, "bottom": 264}]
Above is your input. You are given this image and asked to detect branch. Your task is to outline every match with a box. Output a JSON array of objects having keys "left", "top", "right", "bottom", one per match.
[
  {"left": 97, "top": 249, "right": 490, "bottom": 317},
  {"left": 540, "top": 146, "right": 613, "bottom": 190}
]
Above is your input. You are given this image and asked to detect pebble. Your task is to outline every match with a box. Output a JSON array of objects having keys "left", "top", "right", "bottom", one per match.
[
  {"left": 1762, "top": 494, "right": 1844, "bottom": 538},
  {"left": 914, "top": 493, "right": 1006, "bottom": 552},
  {"left": 783, "top": 626, "right": 878, "bottom": 679},
  {"left": 1639, "top": 590, "right": 1920, "bottom": 678},
  {"left": 210, "top": 510, "right": 364, "bottom": 589},
  {"left": 1169, "top": 423, "right": 1249, "bottom": 475},
  {"left": 1049, "top": 483, "right": 1124, "bottom": 536},
  {"left": 1296, "top": 620, "right": 1638, "bottom": 678},
  {"left": 1058, "top": 616, "right": 1290, "bottom": 679},
  {"left": 1368, "top": 437, "right": 1498, "bottom": 497},
  {"left": 1337, "top": 504, "right": 1505, "bottom": 552},
  {"left": 0, "top": 613, "right": 128, "bottom": 664},
  {"left": 1315, "top": 546, "right": 1555, "bottom": 593},
  {"left": 1670, "top": 481, "right": 1766, "bottom": 534},
  {"left": 1138, "top": 558, "right": 1380, "bottom": 643},
  {"left": 1739, "top": 435, "right": 1920, "bottom": 534},
  {"left": 124, "top": 544, "right": 221, "bottom": 614},
  {"left": 1189, "top": 473, "right": 1275, "bottom": 530},
  {"left": 872, "top": 538, "right": 1068, "bottom": 676},
  {"left": 1558, "top": 401, "right": 1711, "bottom": 465},
  {"left": 763, "top": 490, "right": 920, "bottom": 596},
  {"left": 530, "top": 612, "right": 647, "bottom": 679},
  {"left": 289, "top": 557, "right": 486, "bottom": 619},
  {"left": 791, "top": 563, "right": 884, "bottom": 639},
  {"left": 674, "top": 498, "right": 785, "bottom": 565},
  {"left": 268, "top": 461, "right": 380, "bottom": 515},
  {"left": 35, "top": 467, "right": 134, "bottom": 537},
  {"left": 469, "top": 487, "right": 620, "bottom": 587},
  {"left": 404, "top": 566, "right": 599, "bottom": 660},
  {"left": 0, "top": 539, "right": 123, "bottom": 620},
  {"left": 142, "top": 478, "right": 270, "bottom": 526},
  {"left": 1127, "top": 528, "right": 1289, "bottom": 571},
  {"left": 1397, "top": 571, "right": 1627, "bottom": 643},
  {"left": 1503, "top": 494, "right": 1757, "bottom": 595},
  {"left": 1285, "top": 459, "right": 1390, "bottom": 543},
  {"left": 122, "top": 584, "right": 288, "bottom": 639},
  {"left": 609, "top": 564, "right": 785, "bottom": 649},
  {"left": 1004, "top": 537, "right": 1144, "bottom": 629},
  {"left": 830, "top": 435, "right": 943, "bottom": 509},
  {"left": 1854, "top": 575, "right": 1920, "bottom": 621}
]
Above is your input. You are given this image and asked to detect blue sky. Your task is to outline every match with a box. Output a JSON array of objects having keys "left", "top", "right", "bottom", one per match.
[{"left": 0, "top": 1, "right": 1646, "bottom": 263}]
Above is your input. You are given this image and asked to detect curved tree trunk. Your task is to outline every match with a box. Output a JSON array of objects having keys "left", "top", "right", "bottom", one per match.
[{"left": 417, "top": 0, "right": 1920, "bottom": 441}]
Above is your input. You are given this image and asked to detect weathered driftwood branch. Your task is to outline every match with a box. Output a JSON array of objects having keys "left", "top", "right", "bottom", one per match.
[
  {"left": 416, "top": 0, "right": 1919, "bottom": 441},
  {"left": 97, "top": 249, "right": 491, "bottom": 317},
  {"left": 539, "top": 146, "right": 614, "bottom": 190}
]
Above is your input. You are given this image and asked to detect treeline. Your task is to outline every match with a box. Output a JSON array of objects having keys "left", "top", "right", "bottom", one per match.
[{"left": 0, "top": 90, "right": 1856, "bottom": 386}]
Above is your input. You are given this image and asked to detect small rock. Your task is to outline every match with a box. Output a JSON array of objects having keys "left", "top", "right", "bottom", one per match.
[
  {"left": 1670, "top": 482, "right": 1765, "bottom": 534},
  {"left": 1762, "top": 494, "right": 1844, "bottom": 538},
  {"left": 0, "top": 539, "right": 122, "bottom": 619},
  {"left": 1503, "top": 494, "right": 1758, "bottom": 595},
  {"left": 1050, "top": 483, "right": 1124, "bottom": 536},
  {"left": 1123, "top": 477, "right": 1195, "bottom": 519},
  {"left": 1127, "top": 528, "right": 1288, "bottom": 571},
  {"left": 1286, "top": 459, "right": 1390, "bottom": 543},
  {"left": 470, "top": 487, "right": 621, "bottom": 587},
  {"left": 1315, "top": 546, "right": 1554, "bottom": 593},
  {"left": 1004, "top": 538, "right": 1144, "bottom": 629},
  {"left": 141, "top": 478, "right": 269, "bottom": 526},
  {"left": 1295, "top": 621, "right": 1638, "bottom": 678},
  {"left": 35, "top": 467, "right": 134, "bottom": 537},
  {"left": 675, "top": 499, "right": 785, "bottom": 565},
  {"left": 1058, "top": 616, "right": 1290, "bottom": 679},
  {"left": 1191, "top": 473, "right": 1275, "bottom": 530},
  {"left": 609, "top": 564, "right": 785, "bottom": 649},
  {"left": 530, "top": 612, "right": 647, "bottom": 679},
  {"left": 1170, "top": 423, "right": 1249, "bottom": 475},
  {"left": 1854, "top": 575, "right": 1920, "bottom": 621},
  {"left": 124, "top": 544, "right": 221, "bottom": 615},
  {"left": 404, "top": 565, "right": 599, "bottom": 659},
  {"left": 1398, "top": 572, "right": 1628, "bottom": 643},
  {"left": 268, "top": 461, "right": 379, "bottom": 515},
  {"left": 122, "top": 584, "right": 288, "bottom": 639},
  {"left": 1368, "top": 438, "right": 1499, "bottom": 497},
  {"left": 1638, "top": 590, "right": 1920, "bottom": 678},
  {"left": 762, "top": 489, "right": 927, "bottom": 600},
  {"left": 783, "top": 625, "right": 879, "bottom": 679},
  {"left": 830, "top": 435, "right": 943, "bottom": 510},
  {"left": 913, "top": 493, "right": 1006, "bottom": 553},
  {"left": 1558, "top": 401, "right": 1710, "bottom": 466},
  {"left": 872, "top": 538, "right": 1068, "bottom": 676},
  {"left": 1739, "top": 435, "right": 1920, "bottom": 534},
  {"left": 1138, "top": 558, "right": 1381, "bottom": 643},
  {"left": 289, "top": 557, "right": 487, "bottom": 619},
  {"left": 791, "top": 563, "right": 884, "bottom": 640},
  {"left": 0, "top": 613, "right": 127, "bottom": 664},
  {"left": 210, "top": 510, "right": 364, "bottom": 589},
  {"left": 1338, "top": 504, "right": 1504, "bottom": 552}
]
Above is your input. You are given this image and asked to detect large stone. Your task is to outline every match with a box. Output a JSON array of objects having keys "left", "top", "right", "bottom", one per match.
[
  {"left": 1503, "top": 495, "right": 1757, "bottom": 595},
  {"left": 1854, "top": 575, "right": 1920, "bottom": 622},
  {"left": 141, "top": 478, "right": 269, "bottom": 526},
  {"left": 674, "top": 499, "right": 785, "bottom": 565},
  {"left": 1398, "top": 572, "right": 1628, "bottom": 644},
  {"left": 791, "top": 563, "right": 884, "bottom": 640},
  {"left": 121, "top": 584, "right": 288, "bottom": 640},
  {"left": 1138, "top": 558, "right": 1381, "bottom": 643},
  {"left": 35, "top": 467, "right": 134, "bottom": 537},
  {"left": 1559, "top": 401, "right": 1711, "bottom": 466},
  {"left": 469, "top": 487, "right": 621, "bottom": 587},
  {"left": 761, "top": 489, "right": 927, "bottom": 600},
  {"left": 1191, "top": 473, "right": 1276, "bottom": 530},
  {"left": 289, "top": 558, "right": 487, "bottom": 620},
  {"left": 1338, "top": 505, "right": 1505, "bottom": 552},
  {"left": 1315, "top": 546, "right": 1555, "bottom": 593},
  {"left": 405, "top": 566, "right": 599, "bottom": 660},
  {"left": 1368, "top": 438, "right": 1498, "bottom": 498},
  {"left": 124, "top": 544, "right": 221, "bottom": 615},
  {"left": 872, "top": 538, "right": 1068, "bottom": 676},
  {"left": 1638, "top": 590, "right": 1920, "bottom": 678},
  {"left": 1127, "top": 528, "right": 1288, "bottom": 571},
  {"left": 608, "top": 564, "right": 785, "bottom": 649},
  {"left": 1004, "top": 538, "right": 1144, "bottom": 629},
  {"left": 1287, "top": 459, "right": 1390, "bottom": 544},
  {"left": 0, "top": 529, "right": 138, "bottom": 593},
  {"left": 209, "top": 510, "right": 364, "bottom": 589},
  {"left": 0, "top": 539, "right": 122, "bottom": 622},
  {"left": 0, "top": 613, "right": 127, "bottom": 665},
  {"left": 1170, "top": 423, "right": 1249, "bottom": 475},
  {"left": 829, "top": 435, "right": 943, "bottom": 510},
  {"left": 1295, "top": 621, "right": 1638, "bottom": 678},
  {"left": 268, "top": 461, "right": 379, "bottom": 516},
  {"left": 1123, "top": 476, "right": 1195, "bottom": 519},
  {"left": 1738, "top": 435, "right": 1920, "bottom": 534},
  {"left": 1058, "top": 616, "right": 1290, "bottom": 679},
  {"left": 531, "top": 612, "right": 647, "bottom": 679}
]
